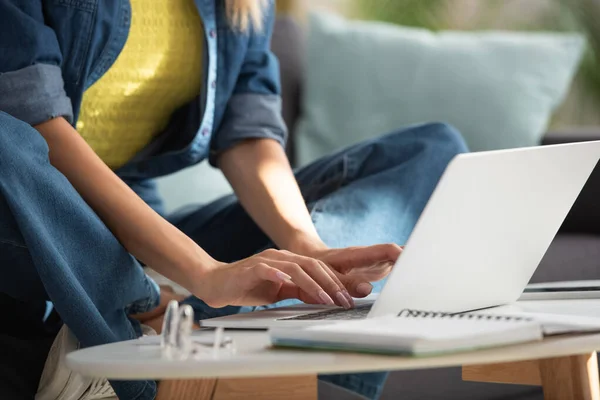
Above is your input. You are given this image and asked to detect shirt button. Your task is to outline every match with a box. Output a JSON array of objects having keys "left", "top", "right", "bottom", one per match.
[
  {"left": 202, "top": 128, "right": 210, "bottom": 137},
  {"left": 211, "top": 80, "right": 216, "bottom": 89},
  {"left": 209, "top": 29, "right": 216, "bottom": 39}
]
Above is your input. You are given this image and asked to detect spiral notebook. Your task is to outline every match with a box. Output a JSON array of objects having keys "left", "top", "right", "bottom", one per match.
[{"left": 270, "top": 310, "right": 544, "bottom": 356}]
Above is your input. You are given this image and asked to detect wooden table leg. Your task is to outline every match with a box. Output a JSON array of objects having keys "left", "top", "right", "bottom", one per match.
[
  {"left": 463, "top": 359, "right": 542, "bottom": 385},
  {"left": 156, "top": 375, "right": 317, "bottom": 400},
  {"left": 156, "top": 378, "right": 217, "bottom": 400},
  {"left": 212, "top": 375, "right": 317, "bottom": 400},
  {"left": 463, "top": 352, "right": 600, "bottom": 400},
  {"left": 539, "top": 353, "right": 600, "bottom": 400}
]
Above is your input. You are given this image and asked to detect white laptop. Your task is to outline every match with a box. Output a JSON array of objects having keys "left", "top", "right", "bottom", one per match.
[{"left": 202, "top": 141, "right": 600, "bottom": 329}]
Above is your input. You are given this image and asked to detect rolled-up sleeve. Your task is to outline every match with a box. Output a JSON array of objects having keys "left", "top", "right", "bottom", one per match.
[
  {"left": 209, "top": 0, "right": 287, "bottom": 166},
  {"left": 0, "top": 1, "right": 73, "bottom": 125}
]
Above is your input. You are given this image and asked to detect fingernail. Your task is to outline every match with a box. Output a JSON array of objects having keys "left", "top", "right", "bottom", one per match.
[
  {"left": 336, "top": 291, "right": 352, "bottom": 309},
  {"left": 318, "top": 290, "right": 336, "bottom": 306},
  {"left": 357, "top": 283, "right": 373, "bottom": 296},
  {"left": 343, "top": 290, "right": 355, "bottom": 308},
  {"left": 276, "top": 271, "right": 292, "bottom": 282}
]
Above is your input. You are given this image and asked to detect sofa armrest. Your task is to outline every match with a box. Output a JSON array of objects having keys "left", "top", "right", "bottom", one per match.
[{"left": 541, "top": 128, "right": 600, "bottom": 235}]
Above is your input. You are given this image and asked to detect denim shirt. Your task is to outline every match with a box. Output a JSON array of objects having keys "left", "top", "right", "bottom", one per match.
[
  {"left": 0, "top": 0, "right": 287, "bottom": 179},
  {"left": 0, "top": 2, "right": 285, "bottom": 398}
]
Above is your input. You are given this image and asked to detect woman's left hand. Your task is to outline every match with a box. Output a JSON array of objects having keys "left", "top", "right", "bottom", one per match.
[{"left": 291, "top": 238, "right": 402, "bottom": 298}]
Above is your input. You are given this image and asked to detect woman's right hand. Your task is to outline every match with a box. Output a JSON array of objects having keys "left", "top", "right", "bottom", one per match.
[{"left": 192, "top": 249, "right": 355, "bottom": 309}]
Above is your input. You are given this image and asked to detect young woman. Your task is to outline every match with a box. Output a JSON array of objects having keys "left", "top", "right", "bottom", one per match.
[{"left": 0, "top": 0, "right": 467, "bottom": 399}]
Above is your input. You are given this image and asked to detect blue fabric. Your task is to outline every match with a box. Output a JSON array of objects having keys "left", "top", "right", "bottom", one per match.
[
  {"left": 0, "top": 111, "right": 467, "bottom": 399},
  {"left": 0, "top": 64, "right": 74, "bottom": 125},
  {"left": 0, "top": 0, "right": 286, "bottom": 179},
  {"left": 0, "top": 112, "right": 159, "bottom": 400}
]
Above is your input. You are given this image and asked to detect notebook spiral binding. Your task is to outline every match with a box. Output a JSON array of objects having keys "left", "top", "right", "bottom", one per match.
[{"left": 398, "top": 309, "right": 531, "bottom": 322}]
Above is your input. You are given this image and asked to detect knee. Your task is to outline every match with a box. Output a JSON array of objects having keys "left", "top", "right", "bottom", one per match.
[
  {"left": 383, "top": 122, "right": 468, "bottom": 157},
  {"left": 411, "top": 123, "right": 469, "bottom": 175},
  {"left": 414, "top": 122, "right": 469, "bottom": 157},
  {"left": 377, "top": 122, "right": 468, "bottom": 173}
]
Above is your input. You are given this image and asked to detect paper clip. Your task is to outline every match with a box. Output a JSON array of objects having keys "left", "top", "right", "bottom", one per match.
[{"left": 160, "top": 300, "right": 236, "bottom": 360}]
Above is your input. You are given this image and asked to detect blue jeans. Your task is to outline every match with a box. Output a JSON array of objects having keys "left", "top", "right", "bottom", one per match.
[{"left": 0, "top": 112, "right": 467, "bottom": 400}]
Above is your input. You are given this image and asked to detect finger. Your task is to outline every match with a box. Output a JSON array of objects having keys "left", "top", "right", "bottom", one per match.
[
  {"left": 303, "top": 257, "right": 351, "bottom": 308},
  {"left": 344, "top": 260, "right": 395, "bottom": 281},
  {"left": 276, "top": 281, "right": 322, "bottom": 304},
  {"left": 284, "top": 252, "right": 352, "bottom": 309},
  {"left": 355, "top": 244, "right": 402, "bottom": 264},
  {"left": 269, "top": 260, "right": 337, "bottom": 307},
  {"left": 250, "top": 256, "right": 324, "bottom": 304},
  {"left": 336, "top": 244, "right": 402, "bottom": 271},
  {"left": 250, "top": 262, "right": 293, "bottom": 285},
  {"left": 263, "top": 250, "right": 351, "bottom": 309},
  {"left": 339, "top": 274, "right": 375, "bottom": 298},
  {"left": 319, "top": 260, "right": 355, "bottom": 308}
]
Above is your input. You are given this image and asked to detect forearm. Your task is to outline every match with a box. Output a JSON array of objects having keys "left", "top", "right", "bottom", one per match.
[
  {"left": 34, "top": 117, "right": 212, "bottom": 288},
  {"left": 218, "top": 139, "right": 326, "bottom": 253}
]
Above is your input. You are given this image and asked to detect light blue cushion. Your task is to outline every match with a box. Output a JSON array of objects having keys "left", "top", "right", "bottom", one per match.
[{"left": 297, "top": 13, "right": 585, "bottom": 165}]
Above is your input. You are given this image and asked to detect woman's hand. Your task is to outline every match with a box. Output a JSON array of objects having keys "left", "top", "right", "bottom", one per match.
[
  {"left": 311, "top": 244, "right": 402, "bottom": 294},
  {"left": 289, "top": 237, "right": 402, "bottom": 298},
  {"left": 192, "top": 249, "right": 355, "bottom": 309}
]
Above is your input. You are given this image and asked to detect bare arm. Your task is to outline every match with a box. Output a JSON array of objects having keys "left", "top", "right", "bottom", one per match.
[
  {"left": 218, "top": 138, "right": 326, "bottom": 253},
  {"left": 35, "top": 117, "right": 211, "bottom": 289}
]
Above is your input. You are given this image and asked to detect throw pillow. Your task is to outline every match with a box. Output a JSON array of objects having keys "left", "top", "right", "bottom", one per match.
[{"left": 297, "top": 13, "right": 585, "bottom": 165}]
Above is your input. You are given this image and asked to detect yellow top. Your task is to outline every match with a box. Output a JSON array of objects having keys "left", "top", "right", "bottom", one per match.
[{"left": 77, "top": 0, "right": 203, "bottom": 170}]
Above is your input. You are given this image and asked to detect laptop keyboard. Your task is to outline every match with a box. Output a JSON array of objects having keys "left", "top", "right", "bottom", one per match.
[{"left": 279, "top": 303, "right": 372, "bottom": 321}]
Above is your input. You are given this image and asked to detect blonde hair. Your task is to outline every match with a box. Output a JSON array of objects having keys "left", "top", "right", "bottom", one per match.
[{"left": 226, "top": 0, "right": 267, "bottom": 32}]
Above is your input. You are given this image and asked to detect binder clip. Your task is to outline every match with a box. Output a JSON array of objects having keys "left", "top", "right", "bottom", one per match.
[{"left": 160, "top": 300, "right": 235, "bottom": 360}]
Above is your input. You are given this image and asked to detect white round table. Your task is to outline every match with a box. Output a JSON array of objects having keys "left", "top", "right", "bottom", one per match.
[
  {"left": 66, "top": 329, "right": 600, "bottom": 400},
  {"left": 66, "top": 330, "right": 600, "bottom": 380}
]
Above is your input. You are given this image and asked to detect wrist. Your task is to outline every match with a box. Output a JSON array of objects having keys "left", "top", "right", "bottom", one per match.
[
  {"left": 185, "top": 255, "right": 224, "bottom": 293},
  {"left": 172, "top": 241, "right": 224, "bottom": 290}
]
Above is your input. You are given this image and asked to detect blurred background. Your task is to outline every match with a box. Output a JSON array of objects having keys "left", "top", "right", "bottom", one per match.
[
  {"left": 278, "top": 0, "right": 600, "bottom": 128},
  {"left": 158, "top": 0, "right": 600, "bottom": 211}
]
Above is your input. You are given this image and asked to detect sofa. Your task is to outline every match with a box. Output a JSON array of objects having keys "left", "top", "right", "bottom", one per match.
[{"left": 269, "top": 15, "right": 600, "bottom": 400}]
